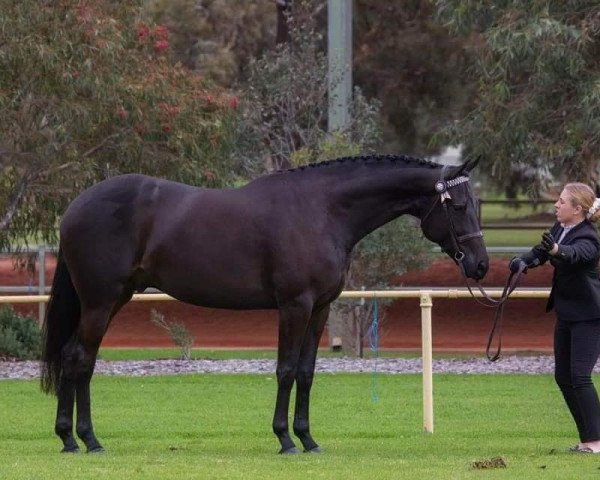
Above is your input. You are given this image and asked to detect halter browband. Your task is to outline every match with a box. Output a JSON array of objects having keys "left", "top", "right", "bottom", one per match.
[{"left": 434, "top": 175, "right": 470, "bottom": 202}]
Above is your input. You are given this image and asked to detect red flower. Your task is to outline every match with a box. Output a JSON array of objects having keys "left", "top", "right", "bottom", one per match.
[
  {"left": 76, "top": 5, "right": 94, "bottom": 24},
  {"left": 161, "top": 123, "right": 172, "bottom": 133},
  {"left": 229, "top": 96, "right": 239, "bottom": 110},
  {"left": 203, "top": 170, "right": 217, "bottom": 181},
  {"left": 159, "top": 103, "right": 181, "bottom": 117},
  {"left": 115, "top": 106, "right": 129, "bottom": 119},
  {"left": 154, "top": 40, "right": 169, "bottom": 53},
  {"left": 154, "top": 25, "right": 169, "bottom": 40},
  {"left": 137, "top": 23, "right": 150, "bottom": 43}
]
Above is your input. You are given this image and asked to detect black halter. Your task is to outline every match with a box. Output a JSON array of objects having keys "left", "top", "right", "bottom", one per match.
[{"left": 422, "top": 165, "right": 483, "bottom": 262}]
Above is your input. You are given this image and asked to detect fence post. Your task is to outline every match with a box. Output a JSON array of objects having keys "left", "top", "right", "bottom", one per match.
[
  {"left": 38, "top": 245, "right": 46, "bottom": 326},
  {"left": 420, "top": 291, "right": 434, "bottom": 433}
]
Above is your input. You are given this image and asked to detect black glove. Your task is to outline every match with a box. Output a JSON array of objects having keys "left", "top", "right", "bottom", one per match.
[
  {"left": 508, "top": 256, "right": 527, "bottom": 274},
  {"left": 540, "top": 231, "right": 555, "bottom": 252}
]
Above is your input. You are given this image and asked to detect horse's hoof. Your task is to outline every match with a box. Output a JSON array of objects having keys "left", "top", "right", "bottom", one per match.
[
  {"left": 60, "top": 447, "right": 80, "bottom": 454},
  {"left": 87, "top": 446, "right": 105, "bottom": 454},
  {"left": 279, "top": 446, "right": 301, "bottom": 455},
  {"left": 304, "top": 446, "right": 323, "bottom": 453}
]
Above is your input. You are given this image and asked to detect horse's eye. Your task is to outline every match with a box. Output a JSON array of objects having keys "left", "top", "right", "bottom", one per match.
[{"left": 452, "top": 203, "right": 467, "bottom": 211}]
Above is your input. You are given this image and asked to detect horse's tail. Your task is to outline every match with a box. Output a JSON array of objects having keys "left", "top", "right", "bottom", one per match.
[{"left": 40, "top": 249, "right": 81, "bottom": 395}]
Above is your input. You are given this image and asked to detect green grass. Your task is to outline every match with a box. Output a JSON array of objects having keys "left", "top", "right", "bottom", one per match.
[{"left": 1, "top": 374, "right": 598, "bottom": 479}]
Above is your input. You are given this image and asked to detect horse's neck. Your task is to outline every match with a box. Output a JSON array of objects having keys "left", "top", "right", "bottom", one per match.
[{"left": 323, "top": 166, "right": 437, "bottom": 250}]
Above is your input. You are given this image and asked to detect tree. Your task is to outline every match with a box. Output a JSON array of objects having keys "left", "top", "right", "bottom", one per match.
[
  {"left": 144, "top": 0, "right": 278, "bottom": 86},
  {"left": 233, "top": 0, "right": 381, "bottom": 173},
  {"left": 142, "top": 1, "right": 481, "bottom": 158},
  {"left": 434, "top": 1, "right": 600, "bottom": 194},
  {"left": 0, "top": 0, "right": 238, "bottom": 250},
  {"left": 353, "top": 0, "right": 476, "bottom": 155}
]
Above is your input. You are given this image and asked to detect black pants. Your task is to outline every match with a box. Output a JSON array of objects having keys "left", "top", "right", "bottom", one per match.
[{"left": 554, "top": 319, "right": 600, "bottom": 442}]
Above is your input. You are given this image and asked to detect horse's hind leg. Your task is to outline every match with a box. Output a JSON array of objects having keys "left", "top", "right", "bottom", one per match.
[
  {"left": 57, "top": 293, "right": 131, "bottom": 453},
  {"left": 293, "top": 305, "right": 330, "bottom": 453},
  {"left": 54, "top": 364, "right": 79, "bottom": 452},
  {"left": 55, "top": 304, "right": 111, "bottom": 453},
  {"left": 74, "top": 294, "right": 133, "bottom": 453}
]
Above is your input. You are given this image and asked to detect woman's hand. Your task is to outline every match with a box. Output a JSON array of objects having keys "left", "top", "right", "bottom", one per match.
[
  {"left": 541, "top": 231, "right": 558, "bottom": 255},
  {"left": 508, "top": 257, "right": 527, "bottom": 273}
]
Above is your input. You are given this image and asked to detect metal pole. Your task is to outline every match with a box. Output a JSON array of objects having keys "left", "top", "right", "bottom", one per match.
[
  {"left": 38, "top": 246, "right": 46, "bottom": 326},
  {"left": 420, "top": 292, "right": 434, "bottom": 433},
  {"left": 327, "top": 0, "right": 352, "bottom": 133}
]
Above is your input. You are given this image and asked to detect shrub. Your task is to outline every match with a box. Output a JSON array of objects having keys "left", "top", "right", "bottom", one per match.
[
  {"left": 0, "top": 306, "right": 41, "bottom": 360},
  {"left": 150, "top": 309, "right": 193, "bottom": 360}
]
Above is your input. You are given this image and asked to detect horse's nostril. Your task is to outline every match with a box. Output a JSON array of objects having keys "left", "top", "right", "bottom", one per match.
[{"left": 476, "top": 260, "right": 489, "bottom": 278}]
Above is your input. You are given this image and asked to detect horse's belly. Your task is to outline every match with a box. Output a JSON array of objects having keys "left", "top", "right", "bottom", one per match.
[
  {"left": 150, "top": 264, "right": 276, "bottom": 310},
  {"left": 162, "top": 285, "right": 277, "bottom": 310}
]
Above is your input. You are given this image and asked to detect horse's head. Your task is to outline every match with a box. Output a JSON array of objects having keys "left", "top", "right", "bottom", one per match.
[{"left": 419, "top": 158, "right": 489, "bottom": 280}]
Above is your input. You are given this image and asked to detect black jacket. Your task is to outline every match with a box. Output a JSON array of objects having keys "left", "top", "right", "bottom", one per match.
[{"left": 521, "top": 220, "right": 600, "bottom": 321}]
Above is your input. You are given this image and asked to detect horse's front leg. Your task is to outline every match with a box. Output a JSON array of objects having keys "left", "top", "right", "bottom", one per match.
[
  {"left": 273, "top": 295, "right": 313, "bottom": 454},
  {"left": 293, "top": 305, "right": 329, "bottom": 453}
]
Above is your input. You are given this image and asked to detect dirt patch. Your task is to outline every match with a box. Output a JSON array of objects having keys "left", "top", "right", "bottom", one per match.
[{"left": 0, "top": 254, "right": 556, "bottom": 352}]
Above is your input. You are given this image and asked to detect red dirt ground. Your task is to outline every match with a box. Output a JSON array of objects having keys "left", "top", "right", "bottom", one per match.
[{"left": 0, "top": 255, "right": 556, "bottom": 353}]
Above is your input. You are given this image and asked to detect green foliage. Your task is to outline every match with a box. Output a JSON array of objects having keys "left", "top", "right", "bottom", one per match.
[
  {"left": 144, "top": 0, "right": 480, "bottom": 158},
  {"left": 353, "top": 0, "right": 476, "bottom": 155},
  {"left": 0, "top": 306, "right": 41, "bottom": 360},
  {"left": 233, "top": 0, "right": 382, "bottom": 174},
  {"left": 349, "top": 218, "right": 433, "bottom": 289},
  {"left": 0, "top": 0, "right": 239, "bottom": 250},
  {"left": 144, "top": 0, "right": 276, "bottom": 86},
  {"left": 290, "top": 132, "right": 362, "bottom": 167},
  {"left": 434, "top": 1, "right": 600, "bottom": 191}
]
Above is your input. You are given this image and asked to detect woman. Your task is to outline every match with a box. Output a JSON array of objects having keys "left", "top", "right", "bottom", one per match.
[{"left": 509, "top": 183, "right": 600, "bottom": 453}]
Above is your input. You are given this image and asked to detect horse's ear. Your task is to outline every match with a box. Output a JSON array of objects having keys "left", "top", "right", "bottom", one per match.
[
  {"left": 452, "top": 156, "right": 480, "bottom": 177},
  {"left": 467, "top": 155, "right": 481, "bottom": 171}
]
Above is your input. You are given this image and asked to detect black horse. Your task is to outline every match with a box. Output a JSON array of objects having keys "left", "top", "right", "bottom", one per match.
[{"left": 41, "top": 154, "right": 488, "bottom": 454}]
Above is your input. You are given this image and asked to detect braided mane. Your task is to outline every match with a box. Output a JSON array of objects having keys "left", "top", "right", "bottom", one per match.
[{"left": 278, "top": 154, "right": 439, "bottom": 174}]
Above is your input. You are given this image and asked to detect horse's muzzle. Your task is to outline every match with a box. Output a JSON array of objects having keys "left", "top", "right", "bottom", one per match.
[{"left": 474, "top": 260, "right": 489, "bottom": 281}]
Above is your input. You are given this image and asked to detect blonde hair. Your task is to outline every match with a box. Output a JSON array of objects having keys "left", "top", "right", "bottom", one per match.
[{"left": 563, "top": 183, "right": 600, "bottom": 223}]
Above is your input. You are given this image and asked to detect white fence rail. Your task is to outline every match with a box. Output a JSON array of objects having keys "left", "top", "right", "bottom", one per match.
[{"left": 0, "top": 288, "right": 550, "bottom": 434}]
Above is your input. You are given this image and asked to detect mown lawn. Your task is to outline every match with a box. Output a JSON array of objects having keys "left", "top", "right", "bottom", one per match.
[{"left": 0, "top": 373, "right": 599, "bottom": 479}]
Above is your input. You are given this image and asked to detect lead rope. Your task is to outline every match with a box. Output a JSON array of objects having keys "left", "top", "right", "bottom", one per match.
[
  {"left": 484, "top": 263, "right": 527, "bottom": 361},
  {"left": 455, "top": 258, "right": 526, "bottom": 360}
]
